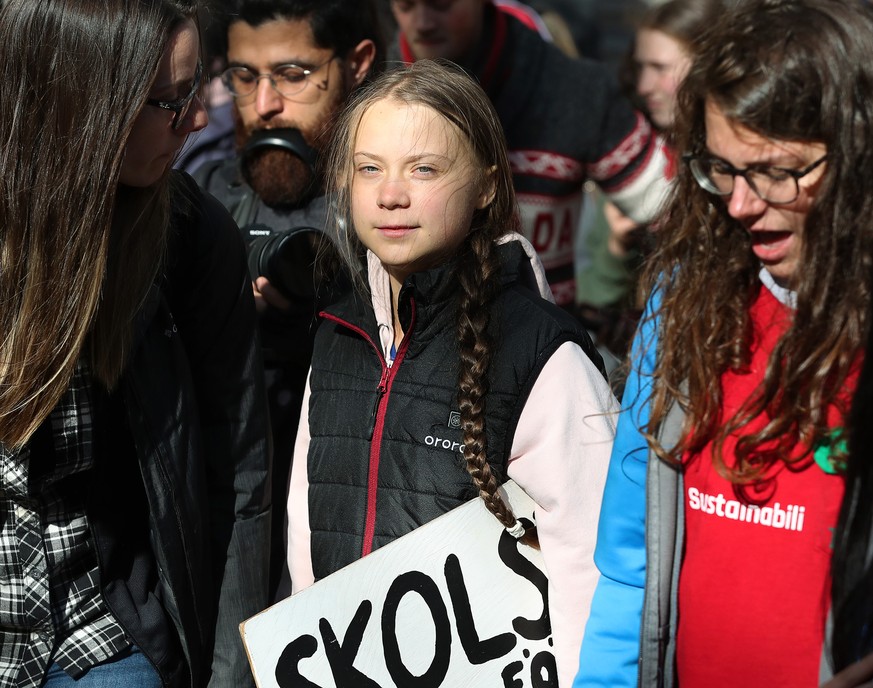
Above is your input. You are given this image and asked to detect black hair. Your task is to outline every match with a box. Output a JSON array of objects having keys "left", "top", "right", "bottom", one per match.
[
  {"left": 831, "top": 284, "right": 873, "bottom": 670},
  {"left": 220, "top": 0, "right": 385, "bottom": 72}
]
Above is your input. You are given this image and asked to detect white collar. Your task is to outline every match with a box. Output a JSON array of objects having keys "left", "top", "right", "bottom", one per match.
[
  {"left": 366, "top": 233, "right": 554, "bottom": 364},
  {"left": 759, "top": 267, "right": 797, "bottom": 309}
]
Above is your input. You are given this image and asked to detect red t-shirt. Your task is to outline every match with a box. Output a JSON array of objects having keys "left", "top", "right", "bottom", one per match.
[{"left": 676, "top": 285, "right": 847, "bottom": 687}]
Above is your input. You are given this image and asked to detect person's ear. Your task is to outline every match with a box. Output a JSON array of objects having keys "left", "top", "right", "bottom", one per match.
[
  {"left": 346, "top": 39, "right": 377, "bottom": 86},
  {"left": 476, "top": 165, "right": 498, "bottom": 209}
]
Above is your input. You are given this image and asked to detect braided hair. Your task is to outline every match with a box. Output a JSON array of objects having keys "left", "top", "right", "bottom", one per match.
[{"left": 325, "top": 59, "right": 536, "bottom": 543}]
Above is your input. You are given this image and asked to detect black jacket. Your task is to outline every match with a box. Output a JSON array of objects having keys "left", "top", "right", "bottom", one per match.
[
  {"left": 194, "top": 157, "right": 339, "bottom": 596},
  {"left": 306, "top": 242, "right": 603, "bottom": 579},
  {"left": 89, "top": 174, "right": 271, "bottom": 687}
]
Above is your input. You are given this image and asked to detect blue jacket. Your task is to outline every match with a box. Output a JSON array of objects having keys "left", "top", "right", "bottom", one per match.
[
  {"left": 574, "top": 294, "right": 660, "bottom": 688},
  {"left": 574, "top": 285, "right": 838, "bottom": 687}
]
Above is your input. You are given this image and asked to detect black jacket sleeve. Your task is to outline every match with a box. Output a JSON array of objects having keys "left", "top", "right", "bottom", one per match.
[{"left": 167, "top": 173, "right": 272, "bottom": 687}]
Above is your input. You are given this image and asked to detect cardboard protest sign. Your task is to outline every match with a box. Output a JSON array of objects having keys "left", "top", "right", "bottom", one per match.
[{"left": 241, "top": 480, "right": 556, "bottom": 687}]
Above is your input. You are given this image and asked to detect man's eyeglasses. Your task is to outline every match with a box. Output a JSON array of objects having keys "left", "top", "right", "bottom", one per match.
[
  {"left": 220, "top": 56, "right": 336, "bottom": 101},
  {"left": 146, "top": 61, "right": 203, "bottom": 131},
  {"left": 684, "top": 154, "right": 828, "bottom": 205}
]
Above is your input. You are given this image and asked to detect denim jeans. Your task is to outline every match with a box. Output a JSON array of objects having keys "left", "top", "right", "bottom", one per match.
[{"left": 42, "top": 646, "right": 162, "bottom": 687}]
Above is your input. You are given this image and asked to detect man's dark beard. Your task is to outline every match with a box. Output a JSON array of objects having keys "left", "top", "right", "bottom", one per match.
[
  {"left": 242, "top": 144, "right": 315, "bottom": 208},
  {"left": 233, "top": 74, "right": 347, "bottom": 209},
  {"left": 235, "top": 121, "right": 317, "bottom": 208}
]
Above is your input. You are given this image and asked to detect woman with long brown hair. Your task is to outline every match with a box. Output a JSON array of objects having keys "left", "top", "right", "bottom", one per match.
[
  {"left": 0, "top": 1, "right": 270, "bottom": 685},
  {"left": 577, "top": 0, "right": 873, "bottom": 685}
]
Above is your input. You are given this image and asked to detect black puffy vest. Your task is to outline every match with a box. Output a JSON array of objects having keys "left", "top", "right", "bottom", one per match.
[{"left": 306, "top": 242, "right": 603, "bottom": 580}]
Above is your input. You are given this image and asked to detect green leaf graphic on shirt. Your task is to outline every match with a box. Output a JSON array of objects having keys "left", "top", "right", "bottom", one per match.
[{"left": 813, "top": 430, "right": 846, "bottom": 475}]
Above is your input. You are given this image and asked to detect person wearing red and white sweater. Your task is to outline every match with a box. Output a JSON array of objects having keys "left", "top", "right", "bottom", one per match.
[{"left": 388, "top": 0, "right": 670, "bottom": 307}]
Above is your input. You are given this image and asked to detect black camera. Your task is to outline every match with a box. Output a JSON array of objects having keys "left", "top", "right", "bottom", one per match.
[
  {"left": 239, "top": 127, "right": 323, "bottom": 301},
  {"left": 244, "top": 223, "right": 321, "bottom": 301}
]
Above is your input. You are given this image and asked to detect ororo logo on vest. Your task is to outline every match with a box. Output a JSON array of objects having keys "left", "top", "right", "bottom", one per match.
[{"left": 420, "top": 411, "right": 465, "bottom": 454}]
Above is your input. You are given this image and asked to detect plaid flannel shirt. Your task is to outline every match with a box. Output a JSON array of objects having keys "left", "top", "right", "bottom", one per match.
[{"left": 0, "top": 361, "right": 129, "bottom": 687}]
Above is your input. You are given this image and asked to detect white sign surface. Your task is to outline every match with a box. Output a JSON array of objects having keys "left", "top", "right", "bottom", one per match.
[{"left": 241, "top": 481, "right": 556, "bottom": 688}]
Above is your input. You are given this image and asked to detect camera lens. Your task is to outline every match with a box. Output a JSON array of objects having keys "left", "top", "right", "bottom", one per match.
[{"left": 246, "top": 226, "right": 321, "bottom": 300}]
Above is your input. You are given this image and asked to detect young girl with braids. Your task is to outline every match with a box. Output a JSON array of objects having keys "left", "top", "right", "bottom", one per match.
[{"left": 285, "top": 59, "right": 617, "bottom": 685}]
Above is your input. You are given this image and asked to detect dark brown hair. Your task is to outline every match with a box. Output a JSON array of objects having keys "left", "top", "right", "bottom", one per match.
[
  {"left": 223, "top": 0, "right": 385, "bottom": 79},
  {"left": 0, "top": 0, "right": 198, "bottom": 448},
  {"left": 325, "top": 60, "right": 537, "bottom": 543},
  {"left": 832, "top": 303, "right": 873, "bottom": 670},
  {"left": 640, "top": 0, "right": 873, "bottom": 484}
]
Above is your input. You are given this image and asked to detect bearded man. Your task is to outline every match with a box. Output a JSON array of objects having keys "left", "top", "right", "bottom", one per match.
[{"left": 195, "top": 0, "right": 383, "bottom": 597}]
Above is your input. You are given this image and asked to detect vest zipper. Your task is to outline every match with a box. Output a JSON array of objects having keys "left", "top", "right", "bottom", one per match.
[
  {"left": 320, "top": 301, "right": 416, "bottom": 558},
  {"left": 369, "top": 367, "right": 390, "bottom": 440}
]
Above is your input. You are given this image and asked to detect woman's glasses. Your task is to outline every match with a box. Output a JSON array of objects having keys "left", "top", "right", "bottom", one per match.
[
  {"left": 684, "top": 153, "right": 827, "bottom": 204},
  {"left": 146, "top": 61, "right": 203, "bottom": 131}
]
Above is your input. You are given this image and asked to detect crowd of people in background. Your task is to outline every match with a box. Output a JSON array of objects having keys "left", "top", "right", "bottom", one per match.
[{"left": 3, "top": 0, "right": 873, "bottom": 686}]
